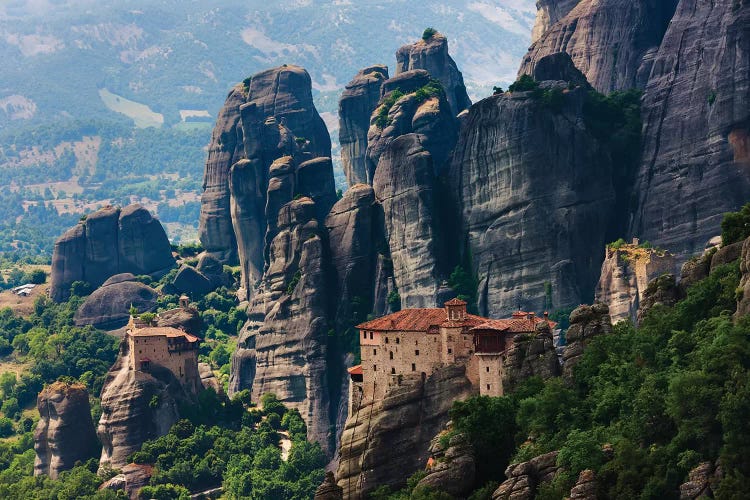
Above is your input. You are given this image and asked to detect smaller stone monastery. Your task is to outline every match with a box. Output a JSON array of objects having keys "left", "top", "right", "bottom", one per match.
[
  {"left": 348, "top": 299, "right": 556, "bottom": 412},
  {"left": 125, "top": 296, "right": 201, "bottom": 393}
]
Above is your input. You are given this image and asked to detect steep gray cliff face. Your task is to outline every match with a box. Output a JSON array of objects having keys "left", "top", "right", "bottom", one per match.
[
  {"left": 336, "top": 365, "right": 475, "bottom": 499},
  {"left": 530, "top": 0, "right": 580, "bottom": 43},
  {"left": 416, "top": 429, "right": 476, "bottom": 497},
  {"left": 631, "top": 0, "right": 750, "bottom": 259},
  {"left": 74, "top": 278, "right": 158, "bottom": 330},
  {"left": 229, "top": 198, "right": 334, "bottom": 455},
  {"left": 34, "top": 382, "right": 99, "bottom": 479},
  {"left": 395, "top": 32, "right": 471, "bottom": 116},
  {"left": 450, "top": 84, "right": 616, "bottom": 317},
  {"left": 520, "top": 0, "right": 679, "bottom": 93},
  {"left": 339, "top": 66, "right": 389, "bottom": 186},
  {"left": 199, "top": 65, "right": 332, "bottom": 267},
  {"left": 325, "top": 184, "right": 376, "bottom": 334},
  {"left": 49, "top": 204, "right": 174, "bottom": 302},
  {"left": 373, "top": 134, "right": 441, "bottom": 309}
]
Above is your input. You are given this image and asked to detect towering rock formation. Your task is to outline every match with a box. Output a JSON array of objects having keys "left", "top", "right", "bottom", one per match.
[
  {"left": 631, "top": 0, "right": 750, "bottom": 258},
  {"left": 502, "top": 321, "right": 561, "bottom": 393},
  {"left": 373, "top": 135, "right": 441, "bottom": 308},
  {"left": 49, "top": 204, "right": 174, "bottom": 302},
  {"left": 595, "top": 241, "right": 676, "bottom": 324},
  {"left": 73, "top": 275, "right": 158, "bottom": 330},
  {"left": 336, "top": 365, "right": 475, "bottom": 499},
  {"left": 198, "top": 65, "right": 332, "bottom": 268},
  {"left": 451, "top": 73, "right": 617, "bottom": 317},
  {"left": 34, "top": 382, "right": 99, "bottom": 479},
  {"left": 520, "top": 0, "right": 679, "bottom": 93},
  {"left": 492, "top": 451, "right": 560, "bottom": 500},
  {"left": 97, "top": 340, "right": 188, "bottom": 472},
  {"left": 229, "top": 198, "right": 334, "bottom": 455},
  {"left": 395, "top": 31, "right": 471, "bottom": 116},
  {"left": 339, "top": 66, "right": 389, "bottom": 186},
  {"left": 325, "top": 184, "right": 377, "bottom": 334}
]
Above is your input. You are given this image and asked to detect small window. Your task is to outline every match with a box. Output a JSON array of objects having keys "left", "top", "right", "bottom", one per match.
[
  {"left": 363, "top": 332, "right": 366, "bottom": 339},
  {"left": 448, "top": 348, "right": 452, "bottom": 354},
  {"left": 139, "top": 350, "right": 142, "bottom": 354},
  {"left": 415, "top": 350, "right": 420, "bottom": 356},
  {"left": 486, "top": 366, "right": 490, "bottom": 372},
  {"left": 373, "top": 365, "right": 377, "bottom": 372},
  {"left": 391, "top": 367, "right": 396, "bottom": 374},
  {"left": 389, "top": 352, "right": 394, "bottom": 360},
  {"left": 370, "top": 332, "right": 374, "bottom": 340},
  {"left": 411, "top": 363, "right": 416, "bottom": 372},
  {"left": 487, "top": 384, "right": 491, "bottom": 391},
  {"left": 385, "top": 337, "right": 389, "bottom": 344},
  {"left": 415, "top": 340, "right": 418, "bottom": 345},
  {"left": 396, "top": 338, "right": 400, "bottom": 344},
  {"left": 373, "top": 349, "right": 377, "bottom": 355}
]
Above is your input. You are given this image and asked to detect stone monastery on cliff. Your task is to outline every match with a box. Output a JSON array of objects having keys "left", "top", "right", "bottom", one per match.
[
  {"left": 348, "top": 298, "right": 556, "bottom": 411},
  {"left": 125, "top": 297, "right": 201, "bottom": 393}
]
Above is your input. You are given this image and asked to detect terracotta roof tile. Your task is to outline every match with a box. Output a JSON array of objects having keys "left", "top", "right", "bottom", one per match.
[
  {"left": 472, "top": 317, "right": 557, "bottom": 333},
  {"left": 131, "top": 326, "right": 201, "bottom": 343},
  {"left": 347, "top": 365, "right": 363, "bottom": 375},
  {"left": 444, "top": 298, "right": 467, "bottom": 306},
  {"left": 357, "top": 309, "right": 487, "bottom": 332}
]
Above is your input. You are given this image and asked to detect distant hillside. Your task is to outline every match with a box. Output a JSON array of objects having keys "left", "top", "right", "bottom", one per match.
[{"left": 0, "top": 0, "right": 534, "bottom": 259}]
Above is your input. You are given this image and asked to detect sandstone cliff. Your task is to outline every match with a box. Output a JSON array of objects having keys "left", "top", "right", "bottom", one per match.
[
  {"left": 595, "top": 241, "right": 676, "bottom": 324},
  {"left": 336, "top": 364, "right": 475, "bottom": 499},
  {"left": 34, "top": 382, "right": 99, "bottom": 479},
  {"left": 229, "top": 198, "right": 334, "bottom": 455},
  {"left": 339, "top": 66, "right": 389, "bottom": 186},
  {"left": 450, "top": 77, "right": 617, "bottom": 317},
  {"left": 50, "top": 204, "right": 174, "bottom": 302},
  {"left": 198, "top": 65, "right": 332, "bottom": 268},
  {"left": 416, "top": 428, "right": 476, "bottom": 497},
  {"left": 521, "top": 0, "right": 679, "bottom": 93},
  {"left": 631, "top": 0, "right": 750, "bottom": 258},
  {"left": 74, "top": 274, "right": 158, "bottom": 330},
  {"left": 492, "top": 451, "right": 559, "bottom": 500},
  {"left": 395, "top": 32, "right": 471, "bottom": 116}
]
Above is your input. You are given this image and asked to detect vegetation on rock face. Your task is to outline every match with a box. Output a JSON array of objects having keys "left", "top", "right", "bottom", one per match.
[
  {"left": 418, "top": 256, "right": 750, "bottom": 498},
  {"left": 508, "top": 74, "right": 539, "bottom": 93},
  {"left": 721, "top": 202, "right": 750, "bottom": 245},
  {"left": 374, "top": 90, "right": 405, "bottom": 129},
  {"left": 422, "top": 27, "right": 437, "bottom": 41}
]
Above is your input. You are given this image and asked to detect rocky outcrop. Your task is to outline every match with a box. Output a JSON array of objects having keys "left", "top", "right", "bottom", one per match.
[
  {"left": 315, "top": 471, "right": 344, "bottom": 500},
  {"left": 154, "top": 306, "right": 203, "bottom": 336},
  {"left": 638, "top": 274, "right": 681, "bottom": 322},
  {"left": 562, "top": 304, "right": 613, "bottom": 380},
  {"left": 172, "top": 265, "right": 212, "bottom": 296},
  {"left": 631, "top": 0, "right": 750, "bottom": 259},
  {"left": 530, "top": 0, "right": 580, "bottom": 43},
  {"left": 50, "top": 204, "right": 174, "bottom": 302},
  {"left": 569, "top": 469, "right": 597, "bottom": 499},
  {"left": 325, "top": 184, "right": 376, "bottom": 333},
  {"left": 199, "top": 65, "right": 332, "bottom": 267},
  {"left": 97, "top": 341, "right": 186, "bottom": 472},
  {"left": 229, "top": 198, "right": 334, "bottom": 455},
  {"left": 492, "top": 451, "right": 559, "bottom": 500},
  {"left": 373, "top": 134, "right": 442, "bottom": 309},
  {"left": 502, "top": 321, "right": 561, "bottom": 393},
  {"left": 74, "top": 277, "right": 157, "bottom": 329},
  {"left": 679, "top": 255, "right": 712, "bottom": 292},
  {"left": 395, "top": 32, "right": 471, "bottom": 116},
  {"left": 710, "top": 240, "right": 744, "bottom": 272},
  {"left": 520, "top": 0, "right": 679, "bottom": 93},
  {"left": 451, "top": 82, "right": 617, "bottom": 317},
  {"left": 595, "top": 241, "right": 676, "bottom": 324},
  {"left": 679, "top": 461, "right": 722, "bottom": 500},
  {"left": 34, "top": 382, "right": 99, "bottom": 479},
  {"left": 336, "top": 364, "right": 475, "bottom": 499},
  {"left": 339, "top": 66, "right": 389, "bottom": 186},
  {"left": 416, "top": 430, "right": 475, "bottom": 497},
  {"left": 99, "top": 463, "right": 153, "bottom": 499},
  {"left": 736, "top": 237, "right": 750, "bottom": 318}
]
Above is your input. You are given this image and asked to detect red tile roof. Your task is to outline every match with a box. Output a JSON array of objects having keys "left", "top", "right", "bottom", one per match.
[
  {"left": 347, "top": 365, "right": 363, "bottom": 375},
  {"left": 445, "top": 297, "right": 467, "bottom": 306},
  {"left": 357, "top": 308, "right": 490, "bottom": 332},
  {"left": 131, "top": 326, "right": 201, "bottom": 343},
  {"left": 357, "top": 308, "right": 557, "bottom": 334}
]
